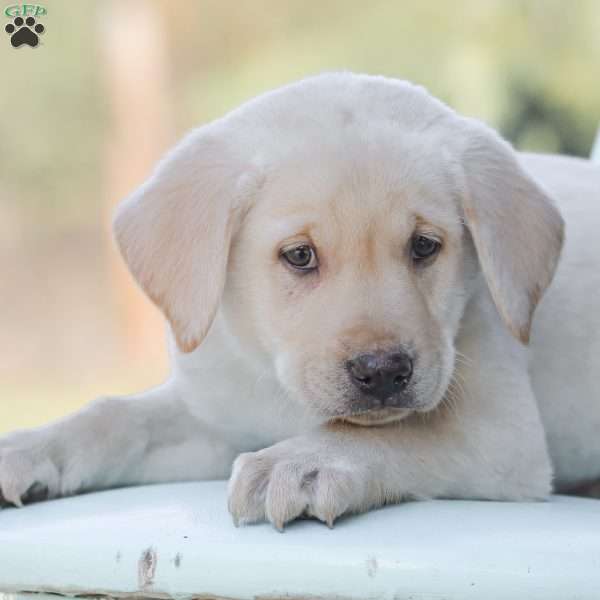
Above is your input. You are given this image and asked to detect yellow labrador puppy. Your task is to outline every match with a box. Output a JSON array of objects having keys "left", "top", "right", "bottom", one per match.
[{"left": 1, "top": 73, "right": 599, "bottom": 529}]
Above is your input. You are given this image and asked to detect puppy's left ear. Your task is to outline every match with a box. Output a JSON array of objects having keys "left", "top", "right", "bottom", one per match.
[{"left": 458, "top": 121, "right": 564, "bottom": 344}]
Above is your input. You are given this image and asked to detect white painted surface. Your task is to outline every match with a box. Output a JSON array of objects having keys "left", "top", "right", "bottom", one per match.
[{"left": 1, "top": 482, "right": 600, "bottom": 599}]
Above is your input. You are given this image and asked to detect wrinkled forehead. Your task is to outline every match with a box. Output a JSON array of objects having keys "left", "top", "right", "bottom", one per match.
[{"left": 253, "top": 129, "right": 462, "bottom": 243}]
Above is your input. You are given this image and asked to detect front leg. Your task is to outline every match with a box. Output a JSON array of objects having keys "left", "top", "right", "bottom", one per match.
[
  {"left": 0, "top": 382, "right": 236, "bottom": 507},
  {"left": 229, "top": 332, "right": 552, "bottom": 530}
]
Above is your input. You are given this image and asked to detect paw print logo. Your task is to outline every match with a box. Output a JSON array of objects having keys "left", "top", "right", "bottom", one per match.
[{"left": 5, "top": 16, "right": 45, "bottom": 48}]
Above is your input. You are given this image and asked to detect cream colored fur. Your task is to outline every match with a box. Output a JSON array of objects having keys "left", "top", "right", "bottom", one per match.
[{"left": 1, "top": 73, "right": 599, "bottom": 529}]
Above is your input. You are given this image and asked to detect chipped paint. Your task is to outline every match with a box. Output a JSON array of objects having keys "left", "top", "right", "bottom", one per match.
[
  {"left": 1, "top": 589, "right": 348, "bottom": 600},
  {"left": 365, "top": 555, "right": 378, "bottom": 578},
  {"left": 174, "top": 552, "right": 182, "bottom": 568},
  {"left": 1, "top": 587, "right": 175, "bottom": 599},
  {"left": 137, "top": 546, "right": 157, "bottom": 590}
]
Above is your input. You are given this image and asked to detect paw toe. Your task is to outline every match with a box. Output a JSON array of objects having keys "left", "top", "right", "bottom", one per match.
[
  {"left": 0, "top": 448, "right": 59, "bottom": 508},
  {"left": 309, "top": 467, "right": 355, "bottom": 526},
  {"left": 228, "top": 452, "right": 273, "bottom": 525},
  {"left": 265, "top": 462, "right": 310, "bottom": 530}
]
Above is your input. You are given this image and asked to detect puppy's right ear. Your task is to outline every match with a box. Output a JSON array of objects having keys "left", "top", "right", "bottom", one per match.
[{"left": 113, "top": 126, "right": 261, "bottom": 353}]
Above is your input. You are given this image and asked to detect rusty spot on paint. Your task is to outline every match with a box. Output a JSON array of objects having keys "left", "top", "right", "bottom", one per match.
[{"left": 138, "top": 546, "right": 157, "bottom": 589}]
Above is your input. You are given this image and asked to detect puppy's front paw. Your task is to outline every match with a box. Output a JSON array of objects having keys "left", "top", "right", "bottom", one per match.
[
  {"left": 228, "top": 443, "right": 365, "bottom": 530},
  {"left": 0, "top": 430, "right": 60, "bottom": 508}
]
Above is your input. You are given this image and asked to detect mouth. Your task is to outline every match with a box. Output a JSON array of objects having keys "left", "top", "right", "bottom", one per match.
[{"left": 332, "top": 406, "right": 413, "bottom": 426}]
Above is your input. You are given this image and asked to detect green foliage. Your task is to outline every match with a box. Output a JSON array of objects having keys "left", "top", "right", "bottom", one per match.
[{"left": 1, "top": 0, "right": 598, "bottom": 227}]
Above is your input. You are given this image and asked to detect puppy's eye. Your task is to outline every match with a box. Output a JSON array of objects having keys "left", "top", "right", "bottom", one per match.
[
  {"left": 411, "top": 235, "right": 441, "bottom": 261},
  {"left": 281, "top": 244, "right": 318, "bottom": 271}
]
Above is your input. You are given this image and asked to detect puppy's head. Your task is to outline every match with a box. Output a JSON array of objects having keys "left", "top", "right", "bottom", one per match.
[{"left": 114, "top": 73, "right": 563, "bottom": 426}]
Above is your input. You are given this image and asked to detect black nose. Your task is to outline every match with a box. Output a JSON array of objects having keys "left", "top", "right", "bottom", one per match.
[{"left": 346, "top": 351, "right": 413, "bottom": 401}]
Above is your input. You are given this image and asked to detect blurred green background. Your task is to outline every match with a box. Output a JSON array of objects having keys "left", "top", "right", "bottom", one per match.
[{"left": 1, "top": 0, "right": 599, "bottom": 432}]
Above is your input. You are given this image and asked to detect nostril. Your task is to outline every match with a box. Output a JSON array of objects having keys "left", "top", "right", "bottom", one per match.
[
  {"left": 393, "top": 375, "right": 407, "bottom": 387},
  {"left": 346, "top": 358, "right": 377, "bottom": 389},
  {"left": 400, "top": 363, "right": 412, "bottom": 377}
]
